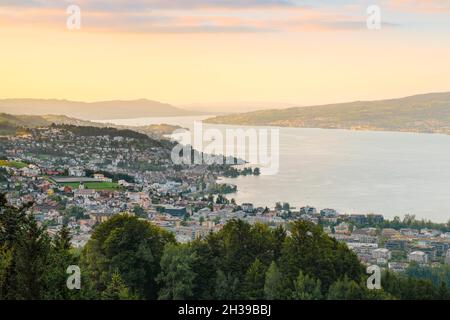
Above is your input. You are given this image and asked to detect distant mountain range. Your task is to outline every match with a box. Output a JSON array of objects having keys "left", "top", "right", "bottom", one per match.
[
  {"left": 205, "top": 92, "right": 450, "bottom": 135},
  {"left": 0, "top": 99, "right": 203, "bottom": 120},
  {"left": 0, "top": 113, "right": 184, "bottom": 138}
]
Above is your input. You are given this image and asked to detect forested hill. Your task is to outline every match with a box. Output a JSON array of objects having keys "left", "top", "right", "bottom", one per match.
[
  {"left": 205, "top": 92, "right": 450, "bottom": 135},
  {"left": 0, "top": 113, "right": 96, "bottom": 135},
  {"left": 0, "top": 99, "right": 202, "bottom": 120},
  {"left": 52, "top": 124, "right": 170, "bottom": 149},
  {"left": 0, "top": 113, "right": 183, "bottom": 138}
]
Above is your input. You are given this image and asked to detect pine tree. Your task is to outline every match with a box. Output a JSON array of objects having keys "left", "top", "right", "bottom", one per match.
[
  {"left": 243, "top": 258, "right": 266, "bottom": 300},
  {"left": 327, "top": 276, "right": 365, "bottom": 300},
  {"left": 54, "top": 225, "right": 72, "bottom": 251},
  {"left": 264, "top": 261, "right": 290, "bottom": 300},
  {"left": 0, "top": 195, "right": 52, "bottom": 299},
  {"left": 214, "top": 270, "right": 240, "bottom": 300},
  {"left": 0, "top": 193, "right": 30, "bottom": 244},
  {"left": 102, "top": 271, "right": 135, "bottom": 300},
  {"left": 292, "top": 271, "right": 322, "bottom": 300},
  {"left": 12, "top": 217, "right": 52, "bottom": 300},
  {"left": 44, "top": 225, "right": 78, "bottom": 300},
  {"left": 438, "top": 281, "right": 450, "bottom": 300},
  {"left": 156, "top": 243, "right": 197, "bottom": 300},
  {"left": 0, "top": 244, "right": 13, "bottom": 299}
]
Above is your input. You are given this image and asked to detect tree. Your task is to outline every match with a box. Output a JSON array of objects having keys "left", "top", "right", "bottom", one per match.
[
  {"left": 0, "top": 193, "right": 30, "bottom": 244},
  {"left": 44, "top": 225, "right": 79, "bottom": 300},
  {"left": 243, "top": 258, "right": 266, "bottom": 300},
  {"left": 292, "top": 271, "right": 322, "bottom": 300},
  {"left": 187, "top": 239, "right": 218, "bottom": 299},
  {"left": 280, "top": 220, "right": 364, "bottom": 292},
  {"left": 272, "top": 226, "right": 286, "bottom": 261},
  {"left": 132, "top": 205, "right": 146, "bottom": 219},
  {"left": 264, "top": 261, "right": 290, "bottom": 300},
  {"left": 382, "top": 270, "right": 440, "bottom": 300},
  {"left": 327, "top": 276, "right": 365, "bottom": 300},
  {"left": 12, "top": 217, "right": 52, "bottom": 300},
  {"left": 81, "top": 214, "right": 175, "bottom": 299},
  {"left": 216, "top": 194, "right": 227, "bottom": 205},
  {"left": 204, "top": 220, "right": 279, "bottom": 293},
  {"left": 0, "top": 244, "right": 13, "bottom": 299},
  {"left": 102, "top": 271, "right": 135, "bottom": 300},
  {"left": 157, "top": 243, "right": 198, "bottom": 300},
  {"left": 0, "top": 195, "right": 73, "bottom": 300},
  {"left": 214, "top": 270, "right": 240, "bottom": 300},
  {"left": 54, "top": 225, "right": 71, "bottom": 251},
  {"left": 438, "top": 281, "right": 450, "bottom": 300}
]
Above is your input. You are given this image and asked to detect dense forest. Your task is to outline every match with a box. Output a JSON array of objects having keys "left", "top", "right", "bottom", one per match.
[
  {"left": 56, "top": 125, "right": 162, "bottom": 144},
  {"left": 0, "top": 193, "right": 449, "bottom": 300}
]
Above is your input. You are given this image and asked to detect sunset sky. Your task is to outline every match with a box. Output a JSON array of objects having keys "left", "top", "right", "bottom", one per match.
[{"left": 1, "top": 0, "right": 450, "bottom": 110}]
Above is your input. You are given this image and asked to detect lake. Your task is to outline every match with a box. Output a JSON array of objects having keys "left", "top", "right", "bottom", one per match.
[{"left": 101, "top": 116, "right": 450, "bottom": 222}]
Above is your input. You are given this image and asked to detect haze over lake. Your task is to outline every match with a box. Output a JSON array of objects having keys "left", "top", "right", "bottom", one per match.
[{"left": 103, "top": 116, "right": 450, "bottom": 223}]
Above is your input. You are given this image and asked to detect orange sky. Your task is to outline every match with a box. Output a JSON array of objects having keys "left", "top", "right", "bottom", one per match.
[{"left": 1, "top": 1, "right": 450, "bottom": 109}]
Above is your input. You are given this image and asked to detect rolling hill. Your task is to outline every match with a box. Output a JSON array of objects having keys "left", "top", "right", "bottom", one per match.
[
  {"left": 0, "top": 113, "right": 184, "bottom": 138},
  {"left": 0, "top": 99, "right": 202, "bottom": 120},
  {"left": 0, "top": 114, "right": 101, "bottom": 135},
  {"left": 205, "top": 92, "right": 450, "bottom": 135}
]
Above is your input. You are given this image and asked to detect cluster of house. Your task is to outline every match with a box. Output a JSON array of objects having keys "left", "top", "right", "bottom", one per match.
[
  {"left": 330, "top": 222, "right": 450, "bottom": 271},
  {"left": 1, "top": 127, "right": 179, "bottom": 185},
  {"left": 1, "top": 156, "right": 289, "bottom": 247}
]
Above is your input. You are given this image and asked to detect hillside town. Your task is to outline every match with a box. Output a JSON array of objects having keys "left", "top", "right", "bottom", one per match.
[{"left": 1, "top": 124, "right": 450, "bottom": 276}]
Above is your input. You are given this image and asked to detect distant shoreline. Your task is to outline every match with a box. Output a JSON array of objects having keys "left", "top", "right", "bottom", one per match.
[
  {"left": 204, "top": 121, "right": 450, "bottom": 137},
  {"left": 204, "top": 91, "right": 450, "bottom": 136}
]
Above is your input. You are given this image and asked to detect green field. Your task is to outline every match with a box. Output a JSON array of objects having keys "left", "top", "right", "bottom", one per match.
[
  {"left": 60, "top": 181, "right": 121, "bottom": 191},
  {"left": 0, "top": 160, "right": 28, "bottom": 169}
]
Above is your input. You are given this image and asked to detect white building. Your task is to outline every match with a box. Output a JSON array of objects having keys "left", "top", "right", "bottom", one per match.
[
  {"left": 372, "top": 248, "right": 391, "bottom": 260},
  {"left": 408, "top": 251, "right": 428, "bottom": 264},
  {"left": 21, "top": 165, "right": 41, "bottom": 177},
  {"left": 320, "top": 208, "right": 339, "bottom": 217},
  {"left": 372, "top": 248, "right": 391, "bottom": 265}
]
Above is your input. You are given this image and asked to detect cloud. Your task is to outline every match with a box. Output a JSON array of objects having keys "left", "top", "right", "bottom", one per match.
[
  {"left": 0, "top": 0, "right": 296, "bottom": 11},
  {"left": 0, "top": 1, "right": 399, "bottom": 34},
  {"left": 386, "top": 0, "right": 450, "bottom": 13}
]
